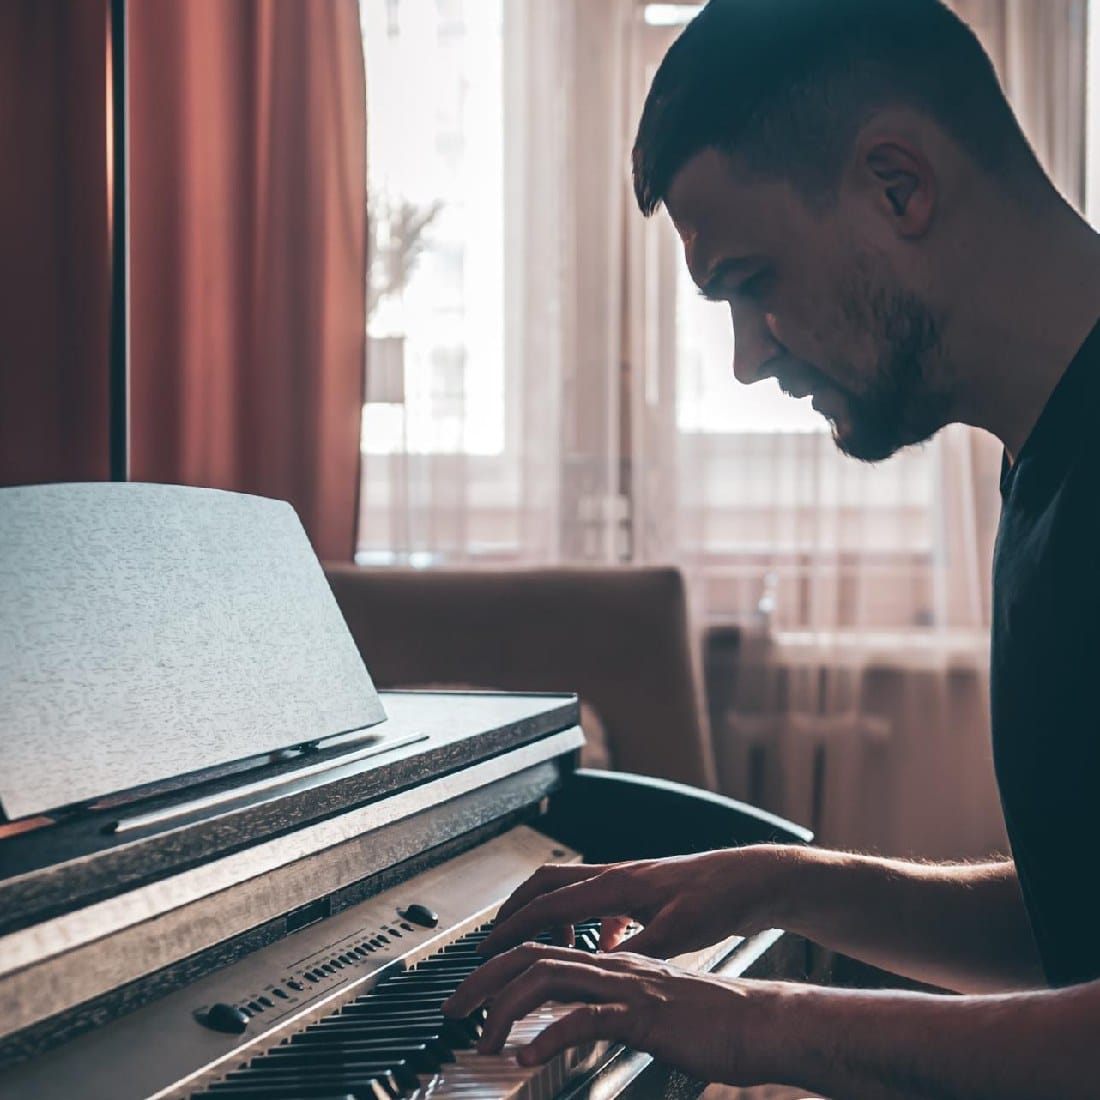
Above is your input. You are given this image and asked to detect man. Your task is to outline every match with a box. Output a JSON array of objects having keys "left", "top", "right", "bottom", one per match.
[{"left": 441, "top": 0, "right": 1100, "bottom": 1096}]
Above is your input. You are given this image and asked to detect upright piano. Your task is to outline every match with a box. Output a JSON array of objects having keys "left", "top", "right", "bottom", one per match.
[{"left": 0, "top": 484, "right": 810, "bottom": 1100}]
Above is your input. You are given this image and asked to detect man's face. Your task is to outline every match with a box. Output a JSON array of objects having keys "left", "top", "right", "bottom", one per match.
[{"left": 664, "top": 148, "right": 950, "bottom": 461}]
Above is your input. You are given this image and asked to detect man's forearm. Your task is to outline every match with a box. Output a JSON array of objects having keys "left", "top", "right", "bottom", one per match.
[
  {"left": 767, "top": 848, "right": 1043, "bottom": 992},
  {"left": 769, "top": 979, "right": 1100, "bottom": 1100}
]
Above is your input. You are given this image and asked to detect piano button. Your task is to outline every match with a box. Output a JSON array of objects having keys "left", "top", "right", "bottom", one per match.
[
  {"left": 322, "top": 964, "right": 336, "bottom": 974},
  {"left": 400, "top": 904, "right": 440, "bottom": 928},
  {"left": 358, "top": 942, "right": 375, "bottom": 952},
  {"left": 385, "top": 927, "right": 403, "bottom": 937},
  {"left": 258, "top": 996, "right": 274, "bottom": 1008},
  {"left": 248, "top": 1000, "right": 264, "bottom": 1013},
  {"left": 330, "top": 959, "right": 345, "bottom": 969},
  {"left": 272, "top": 987, "right": 289, "bottom": 999},
  {"left": 201, "top": 1002, "right": 250, "bottom": 1034},
  {"left": 400, "top": 922, "right": 415, "bottom": 932},
  {"left": 287, "top": 980, "right": 304, "bottom": 991}
]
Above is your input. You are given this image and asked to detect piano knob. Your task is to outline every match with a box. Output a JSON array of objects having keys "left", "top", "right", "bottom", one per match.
[
  {"left": 201, "top": 1002, "right": 249, "bottom": 1034},
  {"left": 400, "top": 903, "right": 439, "bottom": 928}
]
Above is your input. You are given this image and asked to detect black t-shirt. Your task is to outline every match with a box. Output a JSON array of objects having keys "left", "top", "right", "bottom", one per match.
[{"left": 992, "top": 317, "right": 1100, "bottom": 987}]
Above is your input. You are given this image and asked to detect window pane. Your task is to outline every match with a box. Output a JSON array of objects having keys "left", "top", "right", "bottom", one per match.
[{"left": 362, "top": 0, "right": 504, "bottom": 456}]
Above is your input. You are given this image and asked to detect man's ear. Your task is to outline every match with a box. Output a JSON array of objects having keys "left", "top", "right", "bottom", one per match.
[{"left": 862, "top": 140, "right": 936, "bottom": 239}]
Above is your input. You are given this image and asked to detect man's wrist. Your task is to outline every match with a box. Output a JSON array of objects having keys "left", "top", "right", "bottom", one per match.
[
  {"left": 729, "top": 976, "right": 826, "bottom": 1089},
  {"left": 742, "top": 842, "right": 829, "bottom": 935}
]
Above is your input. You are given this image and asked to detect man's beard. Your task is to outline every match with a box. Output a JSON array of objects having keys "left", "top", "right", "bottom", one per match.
[{"left": 830, "top": 283, "right": 950, "bottom": 463}]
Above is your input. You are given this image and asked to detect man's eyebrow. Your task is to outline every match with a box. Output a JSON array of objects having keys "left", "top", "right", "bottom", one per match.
[{"left": 698, "top": 256, "right": 759, "bottom": 301}]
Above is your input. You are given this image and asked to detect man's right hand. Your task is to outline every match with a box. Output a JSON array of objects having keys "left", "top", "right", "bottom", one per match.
[{"left": 478, "top": 844, "right": 801, "bottom": 960}]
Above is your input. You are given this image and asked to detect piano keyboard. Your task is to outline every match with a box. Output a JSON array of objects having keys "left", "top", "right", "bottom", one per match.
[{"left": 191, "top": 922, "right": 610, "bottom": 1100}]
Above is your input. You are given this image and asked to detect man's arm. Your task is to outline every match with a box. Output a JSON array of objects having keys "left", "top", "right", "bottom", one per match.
[
  {"left": 783, "top": 978, "right": 1100, "bottom": 1099},
  {"left": 480, "top": 846, "right": 1045, "bottom": 994},
  {"left": 444, "top": 945, "right": 1100, "bottom": 1099},
  {"left": 774, "top": 849, "right": 1045, "bottom": 992}
]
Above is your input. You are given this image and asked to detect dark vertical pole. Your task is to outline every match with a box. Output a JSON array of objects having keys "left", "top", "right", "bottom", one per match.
[{"left": 108, "top": 0, "right": 130, "bottom": 482}]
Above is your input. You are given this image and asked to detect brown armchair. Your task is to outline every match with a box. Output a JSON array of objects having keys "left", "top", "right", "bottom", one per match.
[{"left": 324, "top": 565, "right": 717, "bottom": 790}]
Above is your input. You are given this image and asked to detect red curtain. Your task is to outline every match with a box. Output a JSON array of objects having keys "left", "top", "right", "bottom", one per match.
[
  {"left": 128, "top": 0, "right": 368, "bottom": 561},
  {"left": 0, "top": 2, "right": 112, "bottom": 486}
]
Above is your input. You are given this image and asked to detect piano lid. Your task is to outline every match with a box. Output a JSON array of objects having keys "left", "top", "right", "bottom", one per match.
[{"left": 0, "top": 483, "right": 386, "bottom": 821}]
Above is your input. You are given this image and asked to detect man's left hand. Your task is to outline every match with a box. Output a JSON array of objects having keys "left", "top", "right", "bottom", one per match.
[{"left": 441, "top": 942, "right": 789, "bottom": 1086}]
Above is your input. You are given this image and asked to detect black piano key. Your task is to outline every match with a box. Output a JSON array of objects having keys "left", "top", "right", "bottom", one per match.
[
  {"left": 288, "top": 1037, "right": 446, "bottom": 1064},
  {"left": 253, "top": 1041, "right": 443, "bottom": 1073},
  {"left": 305, "top": 1016, "right": 482, "bottom": 1053},
  {"left": 409, "top": 956, "right": 482, "bottom": 970},
  {"left": 204, "top": 1079, "right": 395, "bottom": 1100},
  {"left": 298, "top": 1017, "right": 446, "bottom": 1040},
  {"left": 301, "top": 1020, "right": 447, "bottom": 1044},
  {"left": 224, "top": 1061, "right": 412, "bottom": 1084},
  {"left": 308, "top": 1011, "right": 484, "bottom": 1051},
  {"left": 373, "top": 973, "right": 467, "bottom": 988},
  {"left": 306, "top": 1010, "right": 446, "bottom": 1031},
  {"left": 222, "top": 1061, "right": 417, "bottom": 1093},
  {"left": 202, "top": 1091, "right": 366, "bottom": 1100},
  {"left": 329, "top": 996, "right": 447, "bottom": 1016},
  {"left": 376, "top": 974, "right": 476, "bottom": 994},
  {"left": 402, "top": 958, "right": 483, "bottom": 973}
]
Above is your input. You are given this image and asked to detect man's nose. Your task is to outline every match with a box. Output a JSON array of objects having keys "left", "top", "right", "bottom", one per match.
[{"left": 731, "top": 305, "right": 782, "bottom": 385}]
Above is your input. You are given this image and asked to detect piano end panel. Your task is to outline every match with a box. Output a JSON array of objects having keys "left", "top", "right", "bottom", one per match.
[{"left": 543, "top": 769, "right": 812, "bottom": 863}]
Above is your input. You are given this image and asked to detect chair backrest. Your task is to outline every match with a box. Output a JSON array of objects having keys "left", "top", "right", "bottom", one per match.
[{"left": 324, "top": 564, "right": 717, "bottom": 790}]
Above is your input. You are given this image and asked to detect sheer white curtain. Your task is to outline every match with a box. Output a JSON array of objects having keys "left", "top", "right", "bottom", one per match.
[{"left": 358, "top": 0, "right": 636, "bottom": 567}]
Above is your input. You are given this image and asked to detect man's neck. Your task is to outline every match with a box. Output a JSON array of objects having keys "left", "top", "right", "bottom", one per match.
[{"left": 946, "top": 198, "right": 1100, "bottom": 461}]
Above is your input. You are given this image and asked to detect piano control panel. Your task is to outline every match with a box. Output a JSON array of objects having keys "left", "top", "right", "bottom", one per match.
[
  {"left": 196, "top": 909, "right": 431, "bottom": 1033},
  {"left": 0, "top": 826, "right": 582, "bottom": 1100}
]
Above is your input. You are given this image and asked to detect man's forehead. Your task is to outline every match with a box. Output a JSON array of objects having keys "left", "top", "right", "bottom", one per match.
[
  {"left": 666, "top": 150, "right": 765, "bottom": 274},
  {"left": 665, "top": 149, "right": 819, "bottom": 281}
]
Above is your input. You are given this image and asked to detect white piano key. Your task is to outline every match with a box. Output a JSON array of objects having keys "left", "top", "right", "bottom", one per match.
[{"left": 425, "top": 1003, "right": 610, "bottom": 1100}]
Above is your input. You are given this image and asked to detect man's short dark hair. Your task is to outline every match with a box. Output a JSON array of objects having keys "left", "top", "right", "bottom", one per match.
[{"left": 633, "top": 0, "right": 1045, "bottom": 215}]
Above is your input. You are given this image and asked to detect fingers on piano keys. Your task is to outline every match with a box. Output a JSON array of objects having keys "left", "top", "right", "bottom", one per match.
[{"left": 191, "top": 920, "right": 606, "bottom": 1100}]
